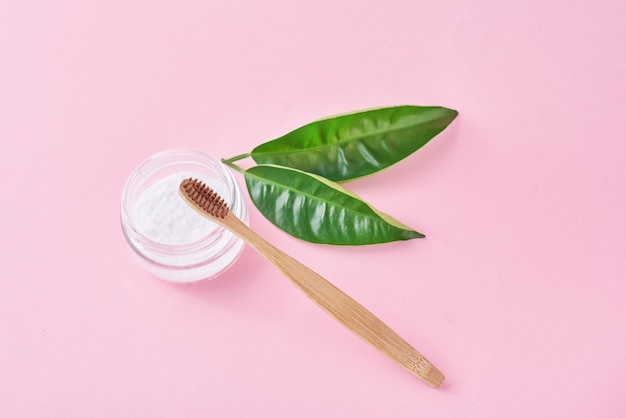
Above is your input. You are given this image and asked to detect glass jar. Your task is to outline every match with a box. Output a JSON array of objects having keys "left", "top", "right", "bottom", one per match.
[{"left": 121, "top": 148, "right": 248, "bottom": 283}]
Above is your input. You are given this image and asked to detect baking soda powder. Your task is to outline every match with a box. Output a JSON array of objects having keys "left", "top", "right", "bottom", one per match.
[{"left": 132, "top": 172, "right": 217, "bottom": 245}]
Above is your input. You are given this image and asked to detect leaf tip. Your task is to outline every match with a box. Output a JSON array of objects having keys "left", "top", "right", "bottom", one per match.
[
  {"left": 403, "top": 229, "right": 425, "bottom": 240},
  {"left": 443, "top": 106, "right": 459, "bottom": 119}
]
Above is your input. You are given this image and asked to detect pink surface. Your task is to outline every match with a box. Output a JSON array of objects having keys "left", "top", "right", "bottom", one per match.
[{"left": 1, "top": 1, "right": 625, "bottom": 416}]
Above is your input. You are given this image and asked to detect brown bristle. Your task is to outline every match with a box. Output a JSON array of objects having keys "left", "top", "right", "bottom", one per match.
[{"left": 181, "top": 178, "right": 229, "bottom": 218}]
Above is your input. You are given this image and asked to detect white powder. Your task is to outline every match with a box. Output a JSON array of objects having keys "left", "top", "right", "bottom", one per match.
[{"left": 132, "top": 172, "right": 218, "bottom": 245}]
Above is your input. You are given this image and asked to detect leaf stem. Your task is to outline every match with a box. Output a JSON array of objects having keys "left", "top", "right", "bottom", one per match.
[
  {"left": 221, "top": 158, "right": 245, "bottom": 173},
  {"left": 222, "top": 152, "right": 250, "bottom": 164}
]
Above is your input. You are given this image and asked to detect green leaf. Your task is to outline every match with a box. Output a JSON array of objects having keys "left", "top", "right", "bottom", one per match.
[
  {"left": 250, "top": 105, "right": 458, "bottom": 182},
  {"left": 243, "top": 164, "right": 424, "bottom": 245}
]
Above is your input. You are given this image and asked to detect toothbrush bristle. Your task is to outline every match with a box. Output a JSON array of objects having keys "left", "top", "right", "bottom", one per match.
[{"left": 181, "top": 178, "right": 229, "bottom": 218}]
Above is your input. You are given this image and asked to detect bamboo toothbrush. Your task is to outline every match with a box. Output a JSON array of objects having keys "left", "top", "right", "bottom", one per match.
[{"left": 179, "top": 178, "right": 444, "bottom": 388}]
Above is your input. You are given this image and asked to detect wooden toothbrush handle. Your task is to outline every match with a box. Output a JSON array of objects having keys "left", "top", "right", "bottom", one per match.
[{"left": 224, "top": 214, "right": 444, "bottom": 388}]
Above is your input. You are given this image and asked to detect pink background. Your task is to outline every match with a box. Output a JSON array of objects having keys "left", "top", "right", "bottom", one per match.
[{"left": 1, "top": 0, "right": 625, "bottom": 416}]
